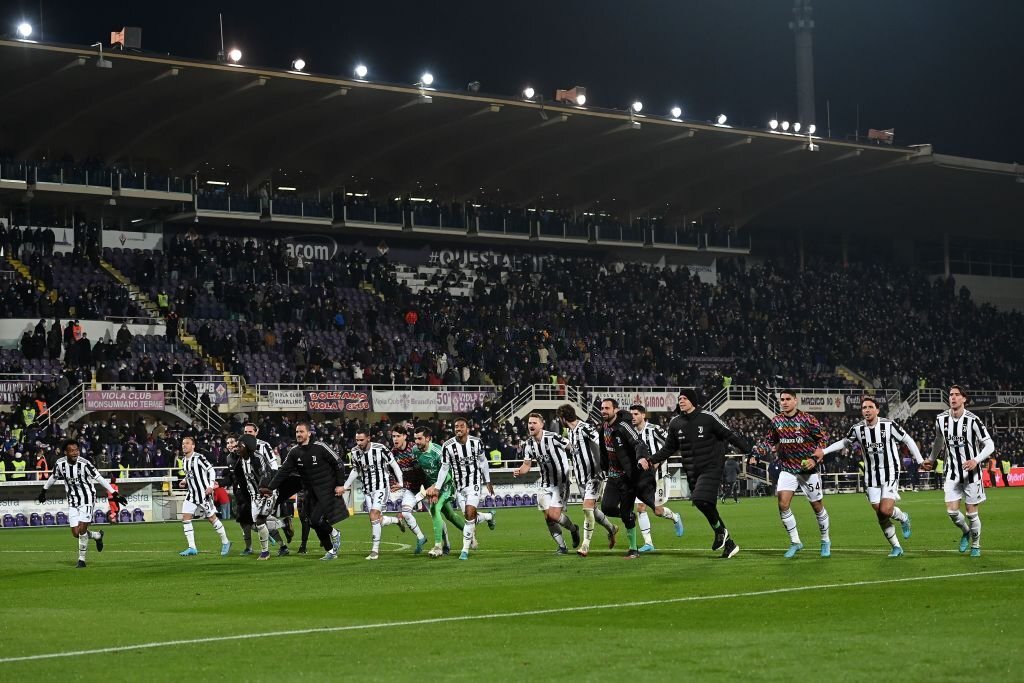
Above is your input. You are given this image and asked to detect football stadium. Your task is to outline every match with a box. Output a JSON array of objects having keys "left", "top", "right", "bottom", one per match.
[{"left": 2, "top": 2, "right": 1023, "bottom": 680}]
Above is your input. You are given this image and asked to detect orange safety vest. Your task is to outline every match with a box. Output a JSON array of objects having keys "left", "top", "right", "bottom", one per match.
[{"left": 35, "top": 456, "right": 49, "bottom": 480}]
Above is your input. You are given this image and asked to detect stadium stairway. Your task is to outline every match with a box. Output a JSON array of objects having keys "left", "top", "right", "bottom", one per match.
[
  {"left": 99, "top": 257, "right": 233, "bottom": 379},
  {"left": 836, "top": 365, "right": 872, "bottom": 389},
  {"left": 4, "top": 254, "right": 46, "bottom": 292}
]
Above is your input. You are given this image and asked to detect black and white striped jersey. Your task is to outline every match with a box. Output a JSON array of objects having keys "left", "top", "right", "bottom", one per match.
[
  {"left": 44, "top": 456, "right": 113, "bottom": 507},
  {"left": 933, "top": 410, "right": 994, "bottom": 483},
  {"left": 439, "top": 435, "right": 490, "bottom": 489},
  {"left": 183, "top": 452, "right": 217, "bottom": 504},
  {"left": 827, "top": 418, "right": 922, "bottom": 488},
  {"left": 347, "top": 443, "right": 397, "bottom": 493},
  {"left": 640, "top": 423, "right": 669, "bottom": 478},
  {"left": 567, "top": 421, "right": 603, "bottom": 481},
  {"left": 523, "top": 431, "right": 573, "bottom": 487},
  {"left": 254, "top": 437, "right": 280, "bottom": 470}
]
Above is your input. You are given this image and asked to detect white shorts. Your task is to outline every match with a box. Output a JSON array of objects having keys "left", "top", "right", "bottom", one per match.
[
  {"left": 183, "top": 499, "right": 218, "bottom": 519},
  {"left": 579, "top": 476, "right": 605, "bottom": 502},
  {"left": 636, "top": 478, "right": 668, "bottom": 507},
  {"left": 458, "top": 484, "right": 482, "bottom": 510},
  {"left": 537, "top": 482, "right": 570, "bottom": 510},
  {"left": 68, "top": 505, "right": 94, "bottom": 527},
  {"left": 365, "top": 489, "right": 389, "bottom": 512},
  {"left": 389, "top": 488, "right": 418, "bottom": 511},
  {"left": 777, "top": 471, "right": 824, "bottom": 503},
  {"left": 944, "top": 477, "right": 987, "bottom": 505},
  {"left": 251, "top": 491, "right": 277, "bottom": 520},
  {"left": 866, "top": 481, "right": 901, "bottom": 505}
]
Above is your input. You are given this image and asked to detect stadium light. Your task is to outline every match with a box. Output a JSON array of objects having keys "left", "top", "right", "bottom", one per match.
[
  {"left": 808, "top": 124, "right": 817, "bottom": 135},
  {"left": 575, "top": 93, "right": 586, "bottom": 105},
  {"left": 522, "top": 86, "right": 535, "bottom": 100},
  {"left": 354, "top": 64, "right": 368, "bottom": 79},
  {"left": 781, "top": 120, "right": 790, "bottom": 131},
  {"left": 16, "top": 21, "right": 32, "bottom": 38},
  {"left": 555, "top": 86, "right": 586, "bottom": 106},
  {"left": 227, "top": 48, "right": 242, "bottom": 63},
  {"left": 420, "top": 71, "right": 434, "bottom": 87},
  {"left": 291, "top": 58, "right": 305, "bottom": 71},
  {"left": 769, "top": 119, "right": 779, "bottom": 130},
  {"left": 631, "top": 101, "right": 643, "bottom": 114},
  {"left": 793, "top": 122, "right": 802, "bottom": 133},
  {"left": 670, "top": 106, "right": 682, "bottom": 119},
  {"left": 716, "top": 114, "right": 728, "bottom": 125}
]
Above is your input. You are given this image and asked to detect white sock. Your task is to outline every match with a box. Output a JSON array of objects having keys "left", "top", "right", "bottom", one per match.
[
  {"left": 212, "top": 519, "right": 228, "bottom": 544},
  {"left": 257, "top": 524, "right": 270, "bottom": 552},
  {"left": 476, "top": 511, "right": 493, "bottom": 523},
  {"left": 890, "top": 507, "right": 908, "bottom": 523},
  {"left": 780, "top": 509, "right": 800, "bottom": 544},
  {"left": 78, "top": 533, "right": 88, "bottom": 561},
  {"left": 402, "top": 509, "right": 425, "bottom": 540},
  {"left": 371, "top": 519, "right": 382, "bottom": 552},
  {"left": 183, "top": 521, "right": 196, "bottom": 549},
  {"left": 462, "top": 520, "right": 476, "bottom": 552},
  {"left": 88, "top": 530, "right": 102, "bottom": 540},
  {"left": 582, "top": 508, "right": 595, "bottom": 544},
  {"left": 595, "top": 508, "right": 615, "bottom": 532},
  {"left": 815, "top": 508, "right": 830, "bottom": 542},
  {"left": 547, "top": 520, "right": 566, "bottom": 549},
  {"left": 948, "top": 510, "right": 970, "bottom": 534},
  {"left": 882, "top": 522, "right": 900, "bottom": 548},
  {"left": 638, "top": 511, "right": 653, "bottom": 545},
  {"left": 657, "top": 506, "right": 675, "bottom": 520},
  {"left": 381, "top": 515, "right": 399, "bottom": 526},
  {"left": 966, "top": 512, "right": 981, "bottom": 548}
]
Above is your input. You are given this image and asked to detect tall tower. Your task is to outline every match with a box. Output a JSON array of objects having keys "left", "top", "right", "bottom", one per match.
[{"left": 789, "top": 0, "right": 816, "bottom": 128}]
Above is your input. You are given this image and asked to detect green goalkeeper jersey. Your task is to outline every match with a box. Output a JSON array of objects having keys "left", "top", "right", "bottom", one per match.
[{"left": 414, "top": 442, "right": 453, "bottom": 494}]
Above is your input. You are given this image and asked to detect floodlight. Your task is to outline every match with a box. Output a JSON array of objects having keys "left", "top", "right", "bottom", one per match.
[
  {"left": 631, "top": 101, "right": 643, "bottom": 113},
  {"left": 228, "top": 48, "right": 242, "bottom": 63},
  {"left": 808, "top": 124, "right": 817, "bottom": 135},
  {"left": 420, "top": 72, "right": 434, "bottom": 86},
  {"left": 781, "top": 120, "right": 790, "bottom": 131},
  {"left": 17, "top": 22, "right": 32, "bottom": 38},
  {"left": 575, "top": 93, "right": 586, "bottom": 105},
  {"left": 716, "top": 114, "right": 728, "bottom": 125},
  {"left": 793, "top": 122, "right": 802, "bottom": 133},
  {"left": 354, "top": 64, "right": 368, "bottom": 79},
  {"left": 670, "top": 106, "right": 682, "bottom": 119},
  {"left": 291, "top": 58, "right": 305, "bottom": 71},
  {"left": 523, "top": 86, "right": 535, "bottom": 99},
  {"left": 769, "top": 119, "right": 779, "bottom": 130}
]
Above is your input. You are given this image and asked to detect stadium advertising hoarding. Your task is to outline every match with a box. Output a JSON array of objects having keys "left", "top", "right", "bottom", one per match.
[
  {"left": 304, "top": 390, "right": 370, "bottom": 412},
  {"left": 261, "top": 389, "right": 306, "bottom": 410},
  {"left": 799, "top": 393, "right": 845, "bottom": 413},
  {"left": 84, "top": 390, "right": 165, "bottom": 411},
  {"left": 844, "top": 394, "right": 890, "bottom": 414},
  {"left": 371, "top": 389, "right": 496, "bottom": 414},
  {"left": 0, "top": 380, "right": 40, "bottom": 405},
  {"left": 0, "top": 483, "right": 155, "bottom": 521},
  {"left": 193, "top": 381, "right": 229, "bottom": 405},
  {"left": 596, "top": 390, "right": 681, "bottom": 412}
]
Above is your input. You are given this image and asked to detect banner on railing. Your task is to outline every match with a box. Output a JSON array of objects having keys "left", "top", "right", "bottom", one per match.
[
  {"left": 966, "top": 392, "right": 1024, "bottom": 408},
  {"left": 843, "top": 394, "right": 890, "bottom": 414},
  {"left": 262, "top": 390, "right": 306, "bottom": 410},
  {"left": 371, "top": 389, "right": 496, "bottom": 414},
  {"left": 84, "top": 390, "right": 165, "bottom": 411},
  {"left": 684, "top": 356, "right": 733, "bottom": 373},
  {"left": 592, "top": 390, "right": 682, "bottom": 412},
  {"left": 798, "top": 393, "right": 845, "bottom": 413},
  {"left": 193, "top": 381, "right": 229, "bottom": 405},
  {"left": 983, "top": 468, "right": 1023, "bottom": 487},
  {"left": 0, "top": 380, "right": 40, "bottom": 405},
  {"left": 304, "top": 390, "right": 371, "bottom": 412}
]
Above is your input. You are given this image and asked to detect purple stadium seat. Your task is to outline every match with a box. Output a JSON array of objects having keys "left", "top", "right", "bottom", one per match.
[
  {"left": 94, "top": 509, "right": 107, "bottom": 524},
  {"left": 43, "top": 512, "right": 55, "bottom": 526},
  {"left": 30, "top": 512, "right": 42, "bottom": 526},
  {"left": 513, "top": 494, "right": 524, "bottom": 507},
  {"left": 483, "top": 495, "right": 494, "bottom": 508},
  {"left": 503, "top": 494, "right": 514, "bottom": 507},
  {"left": 56, "top": 511, "right": 68, "bottom": 525},
  {"left": 119, "top": 509, "right": 132, "bottom": 523},
  {"left": 132, "top": 508, "right": 145, "bottom": 523},
  {"left": 3, "top": 514, "right": 13, "bottom": 528},
  {"left": 15, "top": 513, "right": 28, "bottom": 527}
]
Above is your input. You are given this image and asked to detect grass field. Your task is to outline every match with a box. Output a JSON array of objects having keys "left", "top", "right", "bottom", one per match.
[{"left": 2, "top": 488, "right": 1023, "bottom": 681}]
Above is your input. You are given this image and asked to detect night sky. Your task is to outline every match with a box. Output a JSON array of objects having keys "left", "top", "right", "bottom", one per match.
[{"left": 11, "top": 0, "right": 1024, "bottom": 163}]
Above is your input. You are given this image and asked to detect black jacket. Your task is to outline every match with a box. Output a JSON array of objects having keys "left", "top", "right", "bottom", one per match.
[
  {"left": 598, "top": 409, "right": 651, "bottom": 481},
  {"left": 652, "top": 408, "right": 750, "bottom": 477},
  {"left": 268, "top": 441, "right": 346, "bottom": 495}
]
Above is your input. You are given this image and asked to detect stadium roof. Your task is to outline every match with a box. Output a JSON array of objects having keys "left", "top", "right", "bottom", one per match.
[{"left": 2, "top": 39, "right": 1021, "bottom": 236}]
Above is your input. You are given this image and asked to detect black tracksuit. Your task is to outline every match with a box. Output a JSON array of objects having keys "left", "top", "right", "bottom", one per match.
[
  {"left": 651, "top": 408, "right": 751, "bottom": 504},
  {"left": 599, "top": 409, "right": 655, "bottom": 528},
  {"left": 266, "top": 441, "right": 349, "bottom": 550}
]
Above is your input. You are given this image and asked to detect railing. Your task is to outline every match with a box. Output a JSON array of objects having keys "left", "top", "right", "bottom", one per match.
[
  {"left": 33, "top": 382, "right": 225, "bottom": 431},
  {"left": 33, "top": 383, "right": 87, "bottom": 429}
]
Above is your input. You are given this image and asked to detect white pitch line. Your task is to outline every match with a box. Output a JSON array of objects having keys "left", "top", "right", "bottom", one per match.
[{"left": 2, "top": 567, "right": 1022, "bottom": 665}]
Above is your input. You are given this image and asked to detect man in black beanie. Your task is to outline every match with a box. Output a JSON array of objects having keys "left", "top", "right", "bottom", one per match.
[{"left": 641, "top": 389, "right": 751, "bottom": 558}]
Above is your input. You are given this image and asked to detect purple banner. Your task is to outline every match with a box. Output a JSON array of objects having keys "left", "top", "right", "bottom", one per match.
[
  {"left": 304, "top": 390, "right": 371, "bottom": 413},
  {"left": 84, "top": 390, "right": 165, "bottom": 411}
]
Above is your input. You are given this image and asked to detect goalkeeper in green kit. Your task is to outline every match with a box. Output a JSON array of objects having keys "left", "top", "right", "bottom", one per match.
[{"left": 413, "top": 426, "right": 466, "bottom": 557}]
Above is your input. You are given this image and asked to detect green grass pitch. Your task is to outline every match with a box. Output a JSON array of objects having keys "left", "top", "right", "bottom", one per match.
[{"left": 2, "top": 489, "right": 1023, "bottom": 681}]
